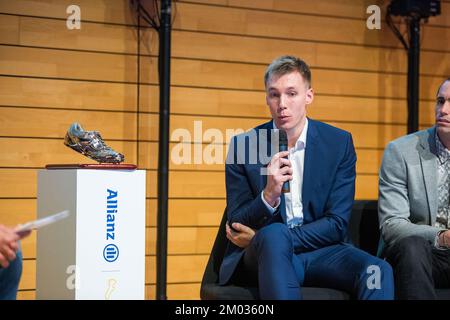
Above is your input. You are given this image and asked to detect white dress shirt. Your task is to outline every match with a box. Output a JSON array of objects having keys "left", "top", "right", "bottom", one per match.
[{"left": 261, "top": 119, "right": 308, "bottom": 228}]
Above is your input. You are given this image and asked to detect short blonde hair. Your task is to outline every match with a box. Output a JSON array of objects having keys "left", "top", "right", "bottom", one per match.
[{"left": 264, "top": 55, "right": 311, "bottom": 89}]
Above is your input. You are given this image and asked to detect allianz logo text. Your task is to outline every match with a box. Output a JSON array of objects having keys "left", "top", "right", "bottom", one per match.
[{"left": 103, "top": 189, "right": 119, "bottom": 262}]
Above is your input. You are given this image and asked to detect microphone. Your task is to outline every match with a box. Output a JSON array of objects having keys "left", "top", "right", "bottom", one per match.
[{"left": 279, "top": 129, "right": 290, "bottom": 193}]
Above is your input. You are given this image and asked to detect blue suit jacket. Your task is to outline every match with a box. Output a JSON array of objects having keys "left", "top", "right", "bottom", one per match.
[{"left": 219, "top": 118, "right": 357, "bottom": 285}]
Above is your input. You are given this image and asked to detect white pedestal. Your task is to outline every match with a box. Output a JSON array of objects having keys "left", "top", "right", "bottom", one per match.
[{"left": 36, "top": 169, "right": 146, "bottom": 300}]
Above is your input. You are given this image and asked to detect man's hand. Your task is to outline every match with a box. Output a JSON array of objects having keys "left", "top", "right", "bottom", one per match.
[
  {"left": 263, "top": 151, "right": 292, "bottom": 207},
  {"left": 0, "top": 224, "right": 31, "bottom": 268},
  {"left": 0, "top": 225, "right": 20, "bottom": 268},
  {"left": 439, "top": 229, "right": 450, "bottom": 248},
  {"left": 226, "top": 222, "right": 256, "bottom": 248}
]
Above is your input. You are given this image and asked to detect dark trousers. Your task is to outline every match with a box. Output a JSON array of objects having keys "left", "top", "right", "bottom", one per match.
[
  {"left": 0, "top": 247, "right": 22, "bottom": 300},
  {"left": 234, "top": 223, "right": 394, "bottom": 300},
  {"left": 385, "top": 235, "right": 450, "bottom": 300}
]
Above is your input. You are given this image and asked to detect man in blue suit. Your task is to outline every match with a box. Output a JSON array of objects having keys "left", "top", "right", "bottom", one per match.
[{"left": 219, "top": 55, "right": 394, "bottom": 300}]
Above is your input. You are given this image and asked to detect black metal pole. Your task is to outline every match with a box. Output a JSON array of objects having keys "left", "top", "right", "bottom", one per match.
[
  {"left": 156, "top": 0, "right": 171, "bottom": 300},
  {"left": 407, "top": 16, "right": 420, "bottom": 134}
]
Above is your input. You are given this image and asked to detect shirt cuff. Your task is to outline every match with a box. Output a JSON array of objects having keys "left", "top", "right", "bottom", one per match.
[
  {"left": 261, "top": 191, "right": 280, "bottom": 214},
  {"left": 434, "top": 230, "right": 448, "bottom": 250}
]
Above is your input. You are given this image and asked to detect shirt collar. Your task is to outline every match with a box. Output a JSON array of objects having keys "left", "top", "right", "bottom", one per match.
[
  {"left": 435, "top": 131, "right": 450, "bottom": 164},
  {"left": 272, "top": 118, "right": 308, "bottom": 151}
]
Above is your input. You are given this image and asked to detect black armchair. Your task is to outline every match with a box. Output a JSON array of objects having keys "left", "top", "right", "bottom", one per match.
[{"left": 200, "top": 200, "right": 379, "bottom": 300}]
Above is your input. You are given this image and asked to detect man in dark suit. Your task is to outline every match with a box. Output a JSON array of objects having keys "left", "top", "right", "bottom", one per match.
[{"left": 219, "top": 55, "right": 394, "bottom": 299}]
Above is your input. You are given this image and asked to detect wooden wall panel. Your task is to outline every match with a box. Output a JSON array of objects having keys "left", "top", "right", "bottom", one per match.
[
  {"left": 0, "top": 14, "right": 138, "bottom": 54},
  {"left": 142, "top": 57, "right": 445, "bottom": 100},
  {"left": 2, "top": 45, "right": 445, "bottom": 101},
  {"left": 0, "top": 0, "right": 446, "bottom": 300},
  {"left": 0, "top": 45, "right": 138, "bottom": 82},
  {"left": 2, "top": 15, "right": 448, "bottom": 78},
  {"left": 185, "top": 0, "right": 450, "bottom": 28},
  {"left": 0, "top": 14, "right": 19, "bottom": 43},
  {"left": 259, "top": 0, "right": 450, "bottom": 28},
  {"left": 19, "top": 16, "right": 138, "bottom": 54},
  {"left": 162, "top": 199, "right": 225, "bottom": 226},
  {"left": 0, "top": 76, "right": 137, "bottom": 111},
  {"left": 0, "top": 107, "right": 137, "bottom": 139},
  {"left": 146, "top": 227, "right": 217, "bottom": 255},
  {"left": 164, "top": 30, "right": 450, "bottom": 77},
  {"left": 173, "top": 2, "right": 450, "bottom": 51},
  {"left": 16, "top": 290, "right": 35, "bottom": 300},
  {"left": 19, "top": 260, "right": 35, "bottom": 290},
  {"left": 1, "top": 0, "right": 448, "bottom": 29},
  {"left": 0, "top": 0, "right": 135, "bottom": 25},
  {"left": 434, "top": 1, "right": 450, "bottom": 27},
  {"left": 0, "top": 199, "right": 36, "bottom": 226},
  {"left": 184, "top": 0, "right": 376, "bottom": 19}
]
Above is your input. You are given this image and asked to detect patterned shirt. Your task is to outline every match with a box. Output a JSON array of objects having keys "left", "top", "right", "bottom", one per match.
[{"left": 435, "top": 133, "right": 450, "bottom": 229}]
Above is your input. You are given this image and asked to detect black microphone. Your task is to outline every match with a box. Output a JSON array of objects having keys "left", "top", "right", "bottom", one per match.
[{"left": 279, "top": 129, "right": 290, "bottom": 193}]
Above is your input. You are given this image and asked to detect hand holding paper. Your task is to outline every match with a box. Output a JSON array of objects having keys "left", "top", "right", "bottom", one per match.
[{"left": 15, "top": 210, "right": 70, "bottom": 237}]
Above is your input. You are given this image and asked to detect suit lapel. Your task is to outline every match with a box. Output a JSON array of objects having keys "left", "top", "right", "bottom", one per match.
[
  {"left": 259, "top": 121, "right": 273, "bottom": 192},
  {"left": 419, "top": 127, "right": 438, "bottom": 223},
  {"left": 302, "top": 119, "right": 318, "bottom": 219}
]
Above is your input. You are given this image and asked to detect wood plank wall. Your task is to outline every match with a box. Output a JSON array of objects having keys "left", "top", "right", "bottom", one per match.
[{"left": 0, "top": 0, "right": 448, "bottom": 300}]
